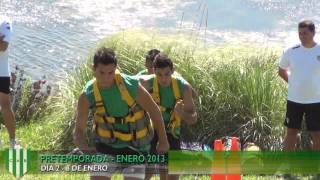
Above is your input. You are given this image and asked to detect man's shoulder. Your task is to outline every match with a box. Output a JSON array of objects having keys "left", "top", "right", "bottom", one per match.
[
  {"left": 0, "top": 16, "right": 11, "bottom": 28},
  {"left": 285, "top": 44, "right": 301, "bottom": 51},
  {"left": 84, "top": 79, "right": 95, "bottom": 90},
  {"left": 121, "top": 73, "right": 140, "bottom": 85},
  {"left": 173, "top": 74, "right": 189, "bottom": 86},
  {"left": 314, "top": 43, "right": 320, "bottom": 50},
  {"left": 138, "top": 74, "right": 154, "bottom": 82},
  {"left": 291, "top": 44, "right": 301, "bottom": 50},
  {"left": 282, "top": 44, "right": 301, "bottom": 55}
]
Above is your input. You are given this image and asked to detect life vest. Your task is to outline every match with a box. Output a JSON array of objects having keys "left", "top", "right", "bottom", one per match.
[
  {"left": 93, "top": 69, "right": 154, "bottom": 147},
  {"left": 152, "top": 76, "right": 182, "bottom": 139}
]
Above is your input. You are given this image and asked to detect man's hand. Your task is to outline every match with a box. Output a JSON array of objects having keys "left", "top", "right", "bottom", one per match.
[
  {"left": 0, "top": 34, "right": 4, "bottom": 41},
  {"left": 0, "top": 34, "right": 8, "bottom": 51},
  {"left": 278, "top": 67, "right": 288, "bottom": 83},
  {"left": 156, "top": 139, "right": 170, "bottom": 154},
  {"left": 174, "top": 99, "right": 184, "bottom": 116}
]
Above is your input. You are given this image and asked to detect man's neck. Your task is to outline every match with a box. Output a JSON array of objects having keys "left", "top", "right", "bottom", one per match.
[
  {"left": 147, "top": 68, "right": 154, "bottom": 75},
  {"left": 99, "top": 80, "right": 115, "bottom": 89},
  {"left": 302, "top": 41, "right": 317, "bottom": 48}
]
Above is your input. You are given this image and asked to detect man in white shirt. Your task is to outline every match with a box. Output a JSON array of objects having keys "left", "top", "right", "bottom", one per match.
[
  {"left": 279, "top": 20, "right": 320, "bottom": 152},
  {"left": 0, "top": 16, "right": 17, "bottom": 148}
]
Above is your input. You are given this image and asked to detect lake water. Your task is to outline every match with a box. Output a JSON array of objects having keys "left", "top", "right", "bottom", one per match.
[{"left": 1, "top": 0, "right": 320, "bottom": 79}]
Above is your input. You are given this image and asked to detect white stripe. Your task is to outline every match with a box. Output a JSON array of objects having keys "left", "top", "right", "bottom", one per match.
[
  {"left": 9, "top": 148, "right": 13, "bottom": 174},
  {"left": 23, "top": 148, "right": 27, "bottom": 174},
  {"left": 16, "top": 147, "right": 20, "bottom": 178}
]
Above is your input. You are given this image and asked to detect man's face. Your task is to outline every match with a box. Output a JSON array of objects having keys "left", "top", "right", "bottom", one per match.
[
  {"left": 93, "top": 63, "right": 116, "bottom": 87},
  {"left": 154, "top": 66, "right": 173, "bottom": 87},
  {"left": 145, "top": 59, "right": 154, "bottom": 74},
  {"left": 299, "top": 27, "right": 315, "bottom": 45}
]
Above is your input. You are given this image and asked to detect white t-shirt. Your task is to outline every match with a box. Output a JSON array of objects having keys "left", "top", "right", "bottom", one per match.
[
  {"left": 279, "top": 43, "right": 320, "bottom": 104},
  {"left": 0, "top": 16, "right": 12, "bottom": 77}
]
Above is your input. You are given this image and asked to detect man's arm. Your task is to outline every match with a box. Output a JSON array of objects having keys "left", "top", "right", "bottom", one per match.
[
  {"left": 278, "top": 48, "right": 290, "bottom": 83},
  {"left": 278, "top": 67, "right": 288, "bottom": 83},
  {"left": 138, "top": 76, "right": 150, "bottom": 91},
  {"left": 74, "top": 93, "right": 92, "bottom": 151},
  {"left": 0, "top": 20, "right": 11, "bottom": 51},
  {"left": 0, "top": 36, "right": 9, "bottom": 51},
  {"left": 135, "top": 84, "right": 169, "bottom": 153},
  {"left": 175, "top": 84, "right": 197, "bottom": 125}
]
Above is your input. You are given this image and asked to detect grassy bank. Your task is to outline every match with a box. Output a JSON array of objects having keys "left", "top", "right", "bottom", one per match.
[
  {"left": 1, "top": 30, "right": 299, "bottom": 179},
  {"left": 2, "top": 30, "right": 288, "bottom": 150},
  {"left": 47, "top": 30, "right": 287, "bottom": 150}
]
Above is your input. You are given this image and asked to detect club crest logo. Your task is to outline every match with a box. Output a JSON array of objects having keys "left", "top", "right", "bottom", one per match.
[{"left": 5, "top": 147, "right": 31, "bottom": 179}]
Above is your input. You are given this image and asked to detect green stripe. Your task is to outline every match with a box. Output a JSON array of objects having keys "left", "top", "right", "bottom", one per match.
[
  {"left": 20, "top": 148, "right": 23, "bottom": 176},
  {"left": 27, "top": 149, "right": 30, "bottom": 173},
  {"left": 5, "top": 149, "right": 9, "bottom": 171},
  {"left": 12, "top": 150, "right": 16, "bottom": 177}
]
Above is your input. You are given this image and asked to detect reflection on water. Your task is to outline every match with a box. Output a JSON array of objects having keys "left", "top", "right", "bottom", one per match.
[{"left": 0, "top": 0, "right": 319, "bottom": 79}]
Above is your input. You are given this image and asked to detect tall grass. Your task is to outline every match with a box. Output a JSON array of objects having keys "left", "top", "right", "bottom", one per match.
[
  {"left": 0, "top": 30, "right": 308, "bottom": 179},
  {"left": 31, "top": 30, "right": 288, "bottom": 151},
  {"left": 202, "top": 49, "right": 287, "bottom": 150},
  {"left": 41, "top": 60, "right": 94, "bottom": 150},
  {"left": 0, "top": 68, "right": 50, "bottom": 125}
]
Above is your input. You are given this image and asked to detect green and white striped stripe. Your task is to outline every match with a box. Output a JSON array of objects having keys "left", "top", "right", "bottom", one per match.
[{"left": 7, "top": 147, "right": 30, "bottom": 178}]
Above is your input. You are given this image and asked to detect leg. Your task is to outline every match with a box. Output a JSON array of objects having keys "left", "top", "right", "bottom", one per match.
[
  {"left": 310, "top": 131, "right": 320, "bottom": 150},
  {"left": 310, "top": 131, "right": 320, "bottom": 180},
  {"left": 159, "top": 168, "right": 168, "bottom": 180},
  {"left": 283, "top": 128, "right": 300, "bottom": 151},
  {"left": 0, "top": 92, "right": 16, "bottom": 140},
  {"left": 144, "top": 164, "right": 155, "bottom": 180},
  {"left": 89, "top": 150, "right": 115, "bottom": 180},
  {"left": 90, "top": 164, "right": 113, "bottom": 180},
  {"left": 295, "top": 132, "right": 302, "bottom": 149},
  {"left": 283, "top": 100, "right": 304, "bottom": 151},
  {"left": 159, "top": 166, "right": 179, "bottom": 180},
  {"left": 164, "top": 134, "right": 181, "bottom": 180},
  {"left": 123, "top": 164, "right": 146, "bottom": 180},
  {"left": 305, "top": 102, "right": 320, "bottom": 150},
  {"left": 168, "top": 174, "right": 179, "bottom": 180},
  {"left": 144, "top": 173, "right": 153, "bottom": 180},
  {"left": 145, "top": 133, "right": 158, "bottom": 180}
]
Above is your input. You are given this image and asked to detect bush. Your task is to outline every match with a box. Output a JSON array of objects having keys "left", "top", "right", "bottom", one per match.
[
  {"left": 42, "top": 30, "right": 288, "bottom": 150},
  {"left": 0, "top": 67, "right": 51, "bottom": 125}
]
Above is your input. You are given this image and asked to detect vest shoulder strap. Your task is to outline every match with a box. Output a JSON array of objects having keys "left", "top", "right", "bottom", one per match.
[
  {"left": 93, "top": 69, "right": 136, "bottom": 114},
  {"left": 152, "top": 75, "right": 181, "bottom": 105},
  {"left": 115, "top": 69, "right": 135, "bottom": 107}
]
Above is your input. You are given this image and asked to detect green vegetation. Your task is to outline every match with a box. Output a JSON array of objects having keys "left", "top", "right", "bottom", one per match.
[
  {"left": 1, "top": 30, "right": 288, "bottom": 150},
  {"left": 78, "top": 31, "right": 286, "bottom": 150},
  {"left": 2, "top": 30, "right": 314, "bottom": 179}
]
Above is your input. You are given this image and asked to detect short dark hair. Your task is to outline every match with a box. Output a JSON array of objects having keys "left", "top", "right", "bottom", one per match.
[
  {"left": 93, "top": 47, "right": 117, "bottom": 67},
  {"left": 153, "top": 53, "right": 173, "bottom": 70},
  {"left": 146, "top": 49, "right": 160, "bottom": 62},
  {"left": 298, "top": 20, "right": 315, "bottom": 33}
]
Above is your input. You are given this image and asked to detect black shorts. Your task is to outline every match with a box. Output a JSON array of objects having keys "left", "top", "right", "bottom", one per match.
[
  {"left": 0, "top": 77, "right": 10, "bottom": 94},
  {"left": 284, "top": 100, "right": 320, "bottom": 131}
]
